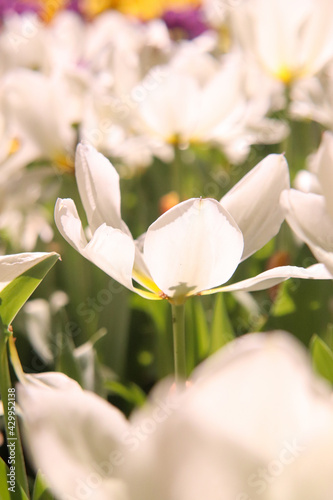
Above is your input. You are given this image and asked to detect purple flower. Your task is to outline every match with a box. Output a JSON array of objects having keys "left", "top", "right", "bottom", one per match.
[
  {"left": 162, "top": 7, "right": 208, "bottom": 39},
  {"left": 0, "top": 0, "right": 40, "bottom": 17}
]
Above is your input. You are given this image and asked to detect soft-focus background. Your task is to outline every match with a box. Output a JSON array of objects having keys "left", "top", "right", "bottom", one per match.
[{"left": 1, "top": 0, "right": 333, "bottom": 468}]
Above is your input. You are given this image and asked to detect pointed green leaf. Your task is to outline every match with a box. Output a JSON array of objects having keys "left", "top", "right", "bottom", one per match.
[
  {"left": 104, "top": 380, "right": 146, "bottom": 407},
  {"left": 310, "top": 334, "right": 333, "bottom": 385},
  {"left": 0, "top": 253, "right": 60, "bottom": 327},
  {"left": 0, "top": 457, "right": 29, "bottom": 500},
  {"left": 210, "top": 294, "right": 235, "bottom": 354},
  {"left": 188, "top": 297, "right": 210, "bottom": 363},
  {"left": 55, "top": 331, "right": 82, "bottom": 386},
  {"left": 32, "top": 470, "right": 55, "bottom": 500}
]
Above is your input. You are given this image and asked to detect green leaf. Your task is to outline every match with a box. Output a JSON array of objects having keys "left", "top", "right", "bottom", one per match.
[
  {"left": 191, "top": 297, "right": 210, "bottom": 360},
  {"left": 55, "top": 331, "right": 83, "bottom": 386},
  {"left": 0, "top": 457, "right": 29, "bottom": 500},
  {"left": 32, "top": 471, "right": 55, "bottom": 500},
  {"left": 209, "top": 294, "right": 234, "bottom": 354},
  {"left": 0, "top": 253, "right": 59, "bottom": 327},
  {"left": 310, "top": 335, "right": 333, "bottom": 385},
  {"left": 104, "top": 380, "right": 146, "bottom": 407}
]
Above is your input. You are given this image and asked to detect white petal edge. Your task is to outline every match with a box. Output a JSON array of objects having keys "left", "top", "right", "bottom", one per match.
[
  {"left": 75, "top": 142, "right": 127, "bottom": 233},
  {"left": 221, "top": 154, "right": 289, "bottom": 260},
  {"left": 201, "top": 263, "right": 332, "bottom": 294},
  {"left": 281, "top": 189, "right": 333, "bottom": 273},
  {"left": 54, "top": 198, "right": 88, "bottom": 252},
  {"left": 0, "top": 252, "right": 59, "bottom": 293},
  {"left": 144, "top": 198, "right": 244, "bottom": 299},
  {"left": 316, "top": 131, "right": 333, "bottom": 220},
  {"left": 18, "top": 380, "right": 130, "bottom": 500}
]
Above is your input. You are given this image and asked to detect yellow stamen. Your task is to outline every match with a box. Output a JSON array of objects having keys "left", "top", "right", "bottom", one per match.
[
  {"left": 53, "top": 153, "right": 75, "bottom": 174},
  {"left": 8, "top": 137, "right": 20, "bottom": 156}
]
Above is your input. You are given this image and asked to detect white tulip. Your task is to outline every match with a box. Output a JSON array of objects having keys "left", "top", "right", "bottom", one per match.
[
  {"left": 18, "top": 332, "right": 333, "bottom": 500},
  {"left": 55, "top": 143, "right": 332, "bottom": 304},
  {"left": 281, "top": 133, "right": 333, "bottom": 274},
  {"left": 230, "top": 0, "right": 333, "bottom": 83}
]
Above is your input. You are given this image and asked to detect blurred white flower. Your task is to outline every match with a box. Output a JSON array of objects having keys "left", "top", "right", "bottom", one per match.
[
  {"left": 23, "top": 291, "right": 69, "bottom": 364},
  {"left": 293, "top": 131, "right": 333, "bottom": 194},
  {"left": 18, "top": 331, "right": 333, "bottom": 500},
  {"left": 1, "top": 68, "right": 77, "bottom": 171},
  {"left": 290, "top": 65, "right": 333, "bottom": 129},
  {"left": 230, "top": 0, "right": 333, "bottom": 83},
  {"left": 55, "top": 143, "right": 330, "bottom": 305},
  {"left": 281, "top": 132, "right": 333, "bottom": 274},
  {"left": 131, "top": 50, "right": 287, "bottom": 163},
  {"left": 0, "top": 12, "right": 48, "bottom": 74},
  {"left": 0, "top": 165, "right": 57, "bottom": 251}
]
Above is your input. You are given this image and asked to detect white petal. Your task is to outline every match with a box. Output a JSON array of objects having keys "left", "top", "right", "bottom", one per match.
[
  {"left": 138, "top": 73, "right": 200, "bottom": 141},
  {"left": 191, "top": 330, "right": 333, "bottom": 455},
  {"left": 281, "top": 189, "right": 333, "bottom": 273},
  {"left": 194, "top": 54, "right": 243, "bottom": 139},
  {"left": 221, "top": 154, "right": 289, "bottom": 260},
  {"left": 316, "top": 131, "right": 333, "bottom": 219},
  {"left": 24, "top": 372, "right": 83, "bottom": 391},
  {"left": 55, "top": 198, "right": 136, "bottom": 292},
  {"left": 18, "top": 381, "right": 130, "bottom": 500},
  {"left": 123, "top": 331, "right": 333, "bottom": 500},
  {"left": 186, "top": 331, "right": 333, "bottom": 500},
  {"left": 2, "top": 69, "right": 75, "bottom": 157},
  {"left": 84, "top": 223, "right": 136, "bottom": 292},
  {"left": 144, "top": 198, "right": 243, "bottom": 299},
  {"left": 75, "top": 142, "right": 128, "bottom": 233},
  {"left": 0, "top": 252, "right": 59, "bottom": 293},
  {"left": 54, "top": 198, "right": 88, "bottom": 252},
  {"left": 202, "top": 263, "right": 332, "bottom": 294},
  {"left": 293, "top": 170, "right": 322, "bottom": 194}
]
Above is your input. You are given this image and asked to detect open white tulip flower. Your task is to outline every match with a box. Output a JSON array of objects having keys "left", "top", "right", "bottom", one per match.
[
  {"left": 230, "top": 0, "right": 333, "bottom": 84},
  {"left": 17, "top": 331, "right": 333, "bottom": 500},
  {"left": 281, "top": 131, "right": 333, "bottom": 275},
  {"left": 55, "top": 142, "right": 331, "bottom": 306}
]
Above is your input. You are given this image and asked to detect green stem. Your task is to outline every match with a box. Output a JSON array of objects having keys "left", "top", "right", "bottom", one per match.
[
  {"left": 0, "top": 323, "right": 29, "bottom": 497},
  {"left": 171, "top": 303, "right": 187, "bottom": 386},
  {"left": 172, "top": 145, "right": 183, "bottom": 200}
]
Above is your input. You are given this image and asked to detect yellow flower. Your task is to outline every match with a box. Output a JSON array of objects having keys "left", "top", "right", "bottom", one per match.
[{"left": 81, "top": 0, "right": 201, "bottom": 20}]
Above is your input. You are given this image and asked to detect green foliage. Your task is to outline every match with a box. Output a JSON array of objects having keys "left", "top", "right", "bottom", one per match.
[
  {"left": 32, "top": 471, "right": 55, "bottom": 500},
  {"left": 0, "top": 254, "right": 59, "bottom": 327},
  {"left": 0, "top": 457, "right": 29, "bottom": 500},
  {"left": 310, "top": 335, "right": 333, "bottom": 385},
  {"left": 104, "top": 380, "right": 146, "bottom": 407},
  {"left": 209, "top": 294, "right": 235, "bottom": 354}
]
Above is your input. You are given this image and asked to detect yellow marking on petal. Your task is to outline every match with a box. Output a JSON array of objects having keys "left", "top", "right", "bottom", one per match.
[
  {"left": 132, "top": 268, "right": 162, "bottom": 294},
  {"left": 8, "top": 137, "right": 20, "bottom": 156},
  {"left": 133, "top": 286, "right": 164, "bottom": 300},
  {"left": 53, "top": 153, "right": 75, "bottom": 174},
  {"left": 8, "top": 335, "right": 27, "bottom": 385}
]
